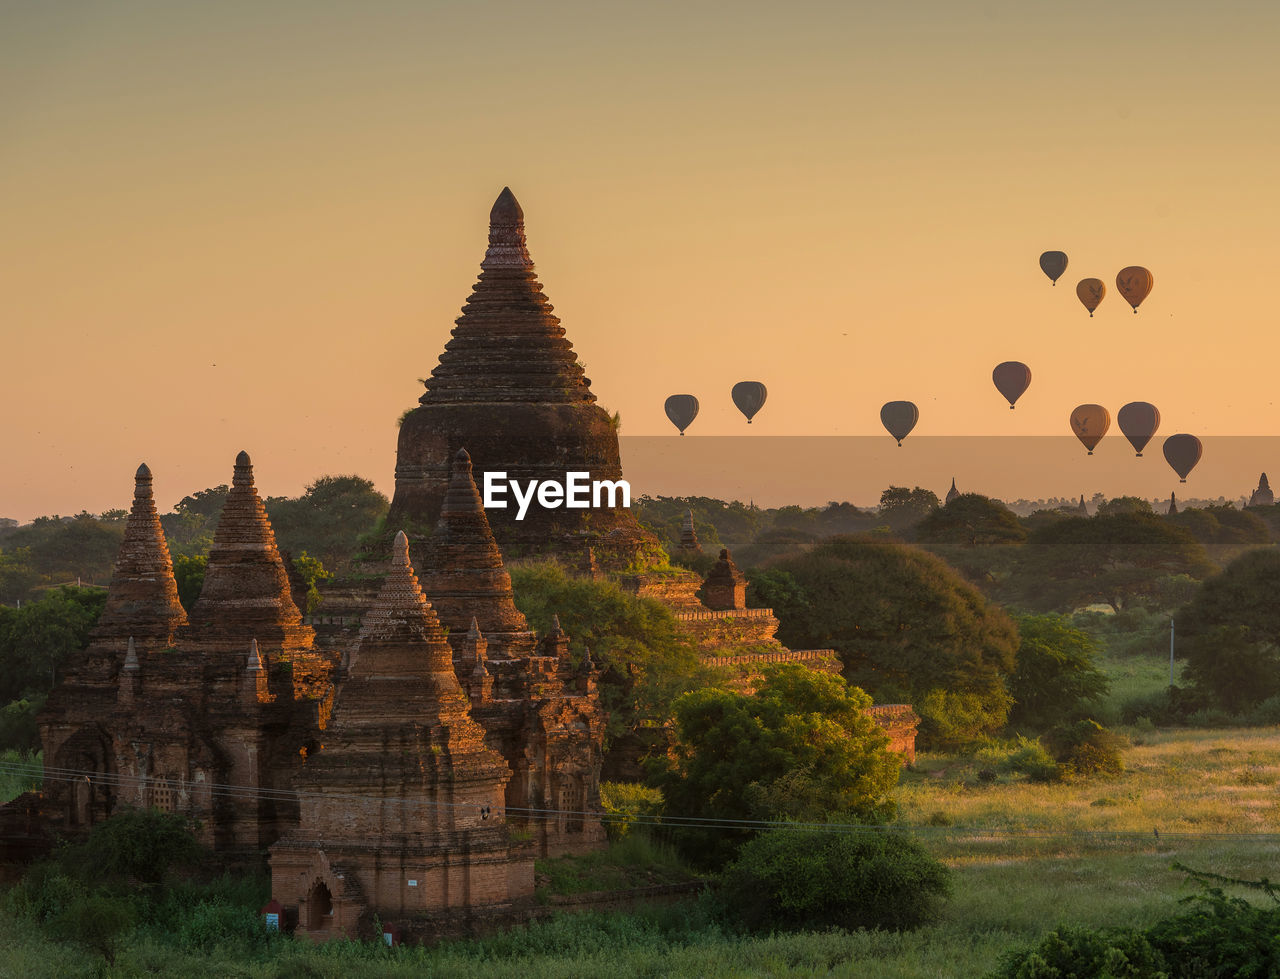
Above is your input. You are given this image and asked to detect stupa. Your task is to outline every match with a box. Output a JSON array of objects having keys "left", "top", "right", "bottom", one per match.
[{"left": 389, "top": 188, "right": 659, "bottom": 570}]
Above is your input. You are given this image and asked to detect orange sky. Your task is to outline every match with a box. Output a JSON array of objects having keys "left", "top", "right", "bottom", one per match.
[{"left": 3, "top": 2, "right": 1279, "bottom": 521}]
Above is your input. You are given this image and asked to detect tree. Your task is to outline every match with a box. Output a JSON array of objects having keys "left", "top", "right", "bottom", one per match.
[
  {"left": 0, "top": 586, "right": 107, "bottom": 703},
  {"left": 1018, "top": 513, "right": 1214, "bottom": 613},
  {"left": 914, "top": 493, "right": 1026, "bottom": 591},
  {"left": 509, "top": 561, "right": 709, "bottom": 750},
  {"left": 1178, "top": 549, "right": 1280, "bottom": 712},
  {"left": 1007, "top": 614, "right": 1109, "bottom": 731},
  {"left": 1095, "top": 496, "right": 1154, "bottom": 516},
  {"left": 660, "top": 665, "right": 900, "bottom": 866},
  {"left": 761, "top": 536, "right": 1019, "bottom": 747},
  {"left": 719, "top": 828, "right": 951, "bottom": 933},
  {"left": 265, "top": 475, "right": 388, "bottom": 573},
  {"left": 877, "top": 486, "right": 940, "bottom": 535},
  {"left": 160, "top": 484, "right": 228, "bottom": 558},
  {"left": 171, "top": 554, "right": 207, "bottom": 612}
]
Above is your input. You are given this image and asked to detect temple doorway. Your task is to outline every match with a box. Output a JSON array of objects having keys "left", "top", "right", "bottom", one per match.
[{"left": 307, "top": 881, "right": 333, "bottom": 931}]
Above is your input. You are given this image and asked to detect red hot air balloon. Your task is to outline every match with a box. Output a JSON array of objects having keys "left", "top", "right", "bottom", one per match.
[
  {"left": 880, "top": 401, "right": 919, "bottom": 446},
  {"left": 664, "top": 395, "right": 699, "bottom": 435},
  {"left": 1163, "top": 434, "right": 1203, "bottom": 483},
  {"left": 1116, "top": 266, "right": 1154, "bottom": 313},
  {"left": 1076, "top": 278, "right": 1106, "bottom": 316},
  {"left": 1117, "top": 402, "right": 1160, "bottom": 456},
  {"left": 992, "top": 362, "right": 1032, "bottom": 409},
  {"left": 1070, "top": 404, "right": 1110, "bottom": 455}
]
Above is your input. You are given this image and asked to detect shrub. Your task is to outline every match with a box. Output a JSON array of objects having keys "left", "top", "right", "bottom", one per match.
[
  {"left": 175, "top": 899, "right": 266, "bottom": 952},
  {"left": 49, "top": 892, "right": 137, "bottom": 965},
  {"left": 1043, "top": 720, "right": 1125, "bottom": 779},
  {"left": 976, "top": 736, "right": 1059, "bottom": 782},
  {"left": 718, "top": 827, "right": 951, "bottom": 933},
  {"left": 988, "top": 925, "right": 1165, "bottom": 978},
  {"left": 599, "top": 782, "right": 663, "bottom": 842}
]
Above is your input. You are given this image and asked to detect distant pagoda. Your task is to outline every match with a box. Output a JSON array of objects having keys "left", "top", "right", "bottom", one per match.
[
  {"left": 1248, "top": 473, "right": 1274, "bottom": 508},
  {"left": 389, "top": 189, "right": 659, "bottom": 570}
]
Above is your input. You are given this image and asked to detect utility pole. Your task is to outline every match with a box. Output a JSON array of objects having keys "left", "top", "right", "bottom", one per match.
[{"left": 1169, "top": 617, "right": 1176, "bottom": 687}]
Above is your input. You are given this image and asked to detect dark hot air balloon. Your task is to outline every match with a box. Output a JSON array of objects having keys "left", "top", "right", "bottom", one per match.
[
  {"left": 1039, "top": 251, "right": 1068, "bottom": 285},
  {"left": 664, "top": 394, "right": 699, "bottom": 435},
  {"left": 880, "top": 401, "right": 919, "bottom": 446},
  {"left": 1163, "top": 434, "right": 1202, "bottom": 483},
  {"left": 1076, "top": 278, "right": 1106, "bottom": 317},
  {"left": 992, "top": 361, "right": 1032, "bottom": 409},
  {"left": 1117, "top": 402, "right": 1160, "bottom": 456},
  {"left": 1070, "top": 404, "right": 1110, "bottom": 455},
  {"left": 731, "top": 381, "right": 768, "bottom": 424},
  {"left": 1116, "top": 266, "right": 1154, "bottom": 313}
]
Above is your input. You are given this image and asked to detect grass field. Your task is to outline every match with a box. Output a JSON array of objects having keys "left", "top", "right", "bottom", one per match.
[{"left": 3, "top": 726, "right": 1277, "bottom": 978}]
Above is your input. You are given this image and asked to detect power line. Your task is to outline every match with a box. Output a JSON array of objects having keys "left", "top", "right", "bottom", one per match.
[{"left": 5, "top": 760, "right": 1280, "bottom": 843}]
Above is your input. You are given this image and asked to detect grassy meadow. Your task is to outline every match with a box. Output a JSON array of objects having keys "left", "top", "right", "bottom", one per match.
[{"left": 3, "top": 724, "right": 1278, "bottom": 978}]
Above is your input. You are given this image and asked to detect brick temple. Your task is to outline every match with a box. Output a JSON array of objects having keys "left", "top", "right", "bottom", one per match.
[{"left": 12, "top": 187, "right": 917, "bottom": 938}]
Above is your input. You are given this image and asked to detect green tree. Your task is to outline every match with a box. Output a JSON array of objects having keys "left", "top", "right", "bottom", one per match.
[
  {"left": 877, "top": 486, "right": 940, "bottom": 535},
  {"left": 510, "top": 561, "right": 708, "bottom": 749},
  {"left": 0, "top": 586, "right": 107, "bottom": 703},
  {"left": 1095, "top": 496, "right": 1155, "bottom": 516},
  {"left": 915, "top": 493, "right": 1026, "bottom": 590},
  {"left": 1007, "top": 614, "right": 1109, "bottom": 731},
  {"left": 763, "top": 536, "right": 1018, "bottom": 747},
  {"left": 1018, "top": 512, "right": 1214, "bottom": 613},
  {"left": 160, "top": 484, "right": 229, "bottom": 558},
  {"left": 660, "top": 664, "right": 900, "bottom": 866},
  {"left": 720, "top": 828, "right": 951, "bottom": 933},
  {"left": 1178, "top": 549, "right": 1280, "bottom": 712},
  {"left": 289, "top": 551, "right": 332, "bottom": 614},
  {"left": 265, "top": 475, "right": 388, "bottom": 573},
  {"left": 171, "top": 554, "right": 208, "bottom": 612}
]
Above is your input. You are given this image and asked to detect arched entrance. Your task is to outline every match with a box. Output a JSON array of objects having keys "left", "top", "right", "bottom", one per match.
[{"left": 307, "top": 880, "right": 334, "bottom": 931}]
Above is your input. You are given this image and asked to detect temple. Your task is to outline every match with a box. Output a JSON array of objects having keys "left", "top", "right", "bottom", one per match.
[
  {"left": 389, "top": 188, "right": 660, "bottom": 571},
  {"left": 1248, "top": 473, "right": 1274, "bottom": 508},
  {"left": 16, "top": 187, "right": 918, "bottom": 939}
]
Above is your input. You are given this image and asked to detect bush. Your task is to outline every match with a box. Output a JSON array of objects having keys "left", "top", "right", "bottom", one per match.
[
  {"left": 175, "top": 899, "right": 265, "bottom": 952},
  {"left": 49, "top": 892, "right": 137, "bottom": 965},
  {"left": 988, "top": 925, "right": 1165, "bottom": 978},
  {"left": 719, "top": 827, "right": 951, "bottom": 933},
  {"left": 1043, "top": 720, "right": 1125, "bottom": 779},
  {"left": 599, "top": 782, "right": 663, "bottom": 842},
  {"left": 975, "top": 736, "right": 1060, "bottom": 782}
]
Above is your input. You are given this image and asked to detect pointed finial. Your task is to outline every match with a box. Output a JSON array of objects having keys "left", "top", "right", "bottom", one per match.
[
  {"left": 134, "top": 463, "right": 154, "bottom": 498},
  {"left": 247, "top": 637, "right": 263, "bottom": 671},
  {"left": 551, "top": 613, "right": 562, "bottom": 634},
  {"left": 481, "top": 188, "right": 533, "bottom": 271},
  {"left": 582, "top": 644, "right": 594, "bottom": 671},
  {"left": 392, "top": 530, "right": 410, "bottom": 567},
  {"left": 454, "top": 448, "right": 473, "bottom": 470},
  {"left": 233, "top": 450, "right": 254, "bottom": 486},
  {"left": 123, "top": 636, "right": 139, "bottom": 671},
  {"left": 468, "top": 615, "right": 481, "bottom": 639}
]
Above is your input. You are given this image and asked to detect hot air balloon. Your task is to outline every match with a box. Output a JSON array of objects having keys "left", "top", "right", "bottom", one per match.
[
  {"left": 992, "top": 362, "right": 1032, "bottom": 409},
  {"left": 1117, "top": 402, "right": 1161, "bottom": 456},
  {"left": 1076, "top": 278, "right": 1106, "bottom": 317},
  {"left": 880, "top": 401, "right": 919, "bottom": 446},
  {"left": 731, "top": 381, "right": 768, "bottom": 424},
  {"left": 1070, "top": 404, "right": 1110, "bottom": 455},
  {"left": 1039, "top": 251, "right": 1068, "bottom": 285},
  {"left": 664, "top": 394, "right": 699, "bottom": 435},
  {"left": 1116, "top": 266, "right": 1154, "bottom": 313},
  {"left": 1163, "top": 434, "right": 1202, "bottom": 483}
]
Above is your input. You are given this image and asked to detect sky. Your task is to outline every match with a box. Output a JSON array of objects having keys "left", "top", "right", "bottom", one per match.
[{"left": 3, "top": 1, "right": 1278, "bottom": 521}]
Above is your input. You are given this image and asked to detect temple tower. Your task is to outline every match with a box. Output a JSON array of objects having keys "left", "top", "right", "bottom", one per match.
[
  {"left": 389, "top": 188, "right": 659, "bottom": 570},
  {"left": 270, "top": 532, "right": 532, "bottom": 940}
]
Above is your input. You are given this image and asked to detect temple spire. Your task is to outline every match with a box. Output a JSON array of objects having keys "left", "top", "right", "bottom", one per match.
[
  {"left": 481, "top": 187, "right": 533, "bottom": 271},
  {"left": 417, "top": 449, "right": 531, "bottom": 638},
  {"left": 945, "top": 478, "right": 960, "bottom": 504},
  {"left": 93, "top": 462, "right": 188, "bottom": 648},
  {"left": 184, "top": 451, "right": 314, "bottom": 655}
]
